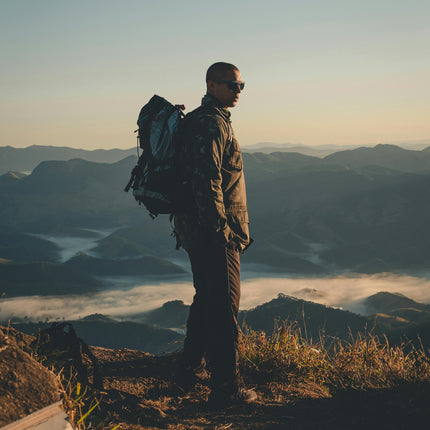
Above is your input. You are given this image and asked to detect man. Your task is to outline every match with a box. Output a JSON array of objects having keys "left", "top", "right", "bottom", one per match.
[{"left": 174, "top": 62, "right": 256, "bottom": 407}]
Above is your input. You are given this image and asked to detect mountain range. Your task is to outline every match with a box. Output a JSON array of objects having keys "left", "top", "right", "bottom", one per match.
[
  {"left": 8, "top": 291, "right": 430, "bottom": 354},
  {"left": 2, "top": 144, "right": 430, "bottom": 277},
  {"left": 135, "top": 291, "right": 430, "bottom": 342},
  {"left": 2, "top": 142, "right": 430, "bottom": 430},
  {"left": 2, "top": 141, "right": 430, "bottom": 174},
  {"left": 0, "top": 145, "right": 136, "bottom": 175},
  {"left": 10, "top": 317, "right": 182, "bottom": 355},
  {"left": 0, "top": 259, "right": 102, "bottom": 297}
]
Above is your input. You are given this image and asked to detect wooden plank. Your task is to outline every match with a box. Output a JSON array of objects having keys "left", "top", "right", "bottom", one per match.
[{"left": 0, "top": 402, "right": 73, "bottom": 430}]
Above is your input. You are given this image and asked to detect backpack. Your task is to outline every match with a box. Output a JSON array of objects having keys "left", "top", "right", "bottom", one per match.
[{"left": 124, "top": 95, "right": 190, "bottom": 217}]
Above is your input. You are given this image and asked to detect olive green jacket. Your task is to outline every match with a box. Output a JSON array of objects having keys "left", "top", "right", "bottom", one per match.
[{"left": 174, "top": 94, "right": 251, "bottom": 252}]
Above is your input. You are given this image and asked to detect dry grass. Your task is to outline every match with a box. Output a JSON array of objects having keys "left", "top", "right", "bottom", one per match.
[
  {"left": 239, "top": 321, "right": 430, "bottom": 393},
  {"left": 56, "top": 370, "right": 105, "bottom": 430},
  {"left": 31, "top": 333, "right": 117, "bottom": 430},
  {"left": 26, "top": 320, "right": 430, "bottom": 428}
]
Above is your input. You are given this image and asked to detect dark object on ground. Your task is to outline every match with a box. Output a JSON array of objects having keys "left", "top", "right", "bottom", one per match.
[
  {"left": 207, "top": 385, "right": 258, "bottom": 410},
  {"left": 31, "top": 322, "right": 103, "bottom": 388},
  {"left": 174, "top": 357, "right": 210, "bottom": 393}
]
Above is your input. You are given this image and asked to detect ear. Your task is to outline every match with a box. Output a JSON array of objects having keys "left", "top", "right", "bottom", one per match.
[{"left": 207, "top": 80, "right": 216, "bottom": 95}]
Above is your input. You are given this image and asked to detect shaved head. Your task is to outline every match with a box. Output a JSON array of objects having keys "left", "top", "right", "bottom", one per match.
[{"left": 206, "top": 62, "right": 239, "bottom": 83}]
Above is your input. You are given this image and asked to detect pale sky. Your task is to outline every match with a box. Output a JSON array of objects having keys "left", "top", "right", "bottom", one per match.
[{"left": 1, "top": 0, "right": 429, "bottom": 149}]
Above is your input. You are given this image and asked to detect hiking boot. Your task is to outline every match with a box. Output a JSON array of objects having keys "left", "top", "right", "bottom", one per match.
[
  {"left": 192, "top": 362, "right": 210, "bottom": 382},
  {"left": 207, "top": 386, "right": 258, "bottom": 409},
  {"left": 174, "top": 362, "right": 210, "bottom": 392}
]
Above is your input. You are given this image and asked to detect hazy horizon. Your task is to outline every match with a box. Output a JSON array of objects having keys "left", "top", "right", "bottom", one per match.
[
  {"left": 2, "top": 1, "right": 429, "bottom": 150},
  {"left": 2, "top": 138, "right": 430, "bottom": 152}
]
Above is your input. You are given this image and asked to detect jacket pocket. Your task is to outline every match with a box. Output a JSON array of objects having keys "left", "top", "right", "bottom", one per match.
[
  {"left": 223, "top": 150, "right": 243, "bottom": 171},
  {"left": 226, "top": 208, "right": 249, "bottom": 223}
]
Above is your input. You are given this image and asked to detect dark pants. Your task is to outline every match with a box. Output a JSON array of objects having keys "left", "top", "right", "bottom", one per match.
[{"left": 183, "top": 238, "right": 241, "bottom": 388}]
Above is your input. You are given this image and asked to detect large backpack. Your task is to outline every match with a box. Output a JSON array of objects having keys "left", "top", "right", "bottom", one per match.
[{"left": 124, "top": 95, "right": 190, "bottom": 217}]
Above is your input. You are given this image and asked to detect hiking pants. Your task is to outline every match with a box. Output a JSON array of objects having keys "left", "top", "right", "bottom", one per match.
[{"left": 183, "top": 238, "right": 241, "bottom": 387}]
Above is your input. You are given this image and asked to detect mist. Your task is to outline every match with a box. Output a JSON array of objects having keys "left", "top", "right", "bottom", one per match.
[
  {"left": 2, "top": 273, "right": 430, "bottom": 323},
  {"left": 239, "top": 273, "right": 430, "bottom": 314},
  {"left": 31, "top": 229, "right": 115, "bottom": 262}
]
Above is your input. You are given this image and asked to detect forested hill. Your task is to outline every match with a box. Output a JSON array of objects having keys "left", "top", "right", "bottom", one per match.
[
  {"left": 0, "top": 144, "right": 136, "bottom": 174},
  {"left": 2, "top": 142, "right": 430, "bottom": 175},
  {"left": 1, "top": 144, "right": 430, "bottom": 273}
]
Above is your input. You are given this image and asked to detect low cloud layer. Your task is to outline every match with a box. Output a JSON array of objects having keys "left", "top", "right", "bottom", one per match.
[
  {"left": 240, "top": 273, "right": 430, "bottom": 314},
  {"left": 31, "top": 229, "right": 115, "bottom": 262},
  {"left": 2, "top": 273, "right": 430, "bottom": 323}
]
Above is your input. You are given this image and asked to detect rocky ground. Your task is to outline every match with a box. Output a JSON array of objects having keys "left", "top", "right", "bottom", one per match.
[
  {"left": 0, "top": 326, "right": 59, "bottom": 426},
  {"left": 1, "top": 325, "right": 430, "bottom": 429},
  {"left": 91, "top": 347, "right": 430, "bottom": 429}
]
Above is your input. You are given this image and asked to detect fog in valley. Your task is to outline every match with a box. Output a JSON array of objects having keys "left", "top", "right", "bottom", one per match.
[
  {"left": 3, "top": 144, "right": 430, "bottom": 327},
  {"left": 31, "top": 229, "right": 117, "bottom": 262},
  {"left": 3, "top": 270, "right": 430, "bottom": 323}
]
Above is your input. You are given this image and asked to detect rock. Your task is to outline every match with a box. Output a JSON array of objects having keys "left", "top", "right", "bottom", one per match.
[{"left": 0, "top": 326, "right": 60, "bottom": 427}]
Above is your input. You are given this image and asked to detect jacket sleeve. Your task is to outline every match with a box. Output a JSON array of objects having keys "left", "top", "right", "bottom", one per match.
[{"left": 190, "top": 114, "right": 233, "bottom": 246}]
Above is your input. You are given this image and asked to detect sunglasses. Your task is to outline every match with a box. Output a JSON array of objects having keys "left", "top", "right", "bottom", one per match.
[{"left": 215, "top": 80, "right": 245, "bottom": 91}]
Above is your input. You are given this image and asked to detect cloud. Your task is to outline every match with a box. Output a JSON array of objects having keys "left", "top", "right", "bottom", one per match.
[
  {"left": 31, "top": 229, "right": 115, "bottom": 262},
  {"left": 240, "top": 273, "right": 430, "bottom": 314},
  {"left": 0, "top": 282, "right": 195, "bottom": 322},
  {"left": 2, "top": 273, "right": 430, "bottom": 323}
]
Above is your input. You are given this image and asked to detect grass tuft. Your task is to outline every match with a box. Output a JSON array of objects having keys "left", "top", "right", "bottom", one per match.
[{"left": 239, "top": 321, "right": 430, "bottom": 393}]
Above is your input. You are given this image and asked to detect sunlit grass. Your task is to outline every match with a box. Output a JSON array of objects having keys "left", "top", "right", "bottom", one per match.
[{"left": 239, "top": 321, "right": 430, "bottom": 393}]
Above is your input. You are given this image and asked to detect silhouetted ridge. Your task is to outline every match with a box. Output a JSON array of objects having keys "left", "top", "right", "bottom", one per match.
[
  {"left": 0, "top": 144, "right": 136, "bottom": 174},
  {"left": 324, "top": 144, "right": 430, "bottom": 173},
  {"left": 65, "top": 252, "right": 185, "bottom": 276}
]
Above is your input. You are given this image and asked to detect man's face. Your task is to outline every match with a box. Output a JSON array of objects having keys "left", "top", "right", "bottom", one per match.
[{"left": 208, "top": 69, "right": 243, "bottom": 108}]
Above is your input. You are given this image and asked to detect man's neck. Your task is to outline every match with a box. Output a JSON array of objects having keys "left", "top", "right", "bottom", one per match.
[{"left": 202, "top": 93, "right": 229, "bottom": 110}]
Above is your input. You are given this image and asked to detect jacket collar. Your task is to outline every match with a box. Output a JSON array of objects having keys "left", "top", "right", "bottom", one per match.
[{"left": 201, "top": 94, "right": 231, "bottom": 121}]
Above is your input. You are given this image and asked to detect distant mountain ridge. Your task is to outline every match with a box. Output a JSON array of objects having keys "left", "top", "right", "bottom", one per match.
[
  {"left": 9, "top": 290, "right": 430, "bottom": 354},
  {"left": 0, "top": 145, "right": 136, "bottom": 174},
  {"left": 325, "top": 144, "right": 430, "bottom": 173},
  {"left": 65, "top": 252, "right": 185, "bottom": 276},
  {"left": 243, "top": 140, "right": 430, "bottom": 157},
  {"left": 2, "top": 144, "right": 430, "bottom": 273},
  {"left": 2, "top": 141, "right": 430, "bottom": 174},
  {"left": 130, "top": 292, "right": 430, "bottom": 344},
  {"left": 0, "top": 259, "right": 102, "bottom": 297},
  {"left": 363, "top": 292, "right": 430, "bottom": 325},
  {"left": 10, "top": 319, "right": 182, "bottom": 355}
]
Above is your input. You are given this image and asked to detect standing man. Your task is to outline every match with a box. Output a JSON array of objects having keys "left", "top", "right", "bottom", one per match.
[{"left": 174, "top": 62, "right": 256, "bottom": 407}]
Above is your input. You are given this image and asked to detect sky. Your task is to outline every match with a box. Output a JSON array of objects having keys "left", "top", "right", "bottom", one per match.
[{"left": 1, "top": 0, "right": 429, "bottom": 150}]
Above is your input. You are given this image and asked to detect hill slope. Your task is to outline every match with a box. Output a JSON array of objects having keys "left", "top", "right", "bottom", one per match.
[
  {"left": 0, "top": 145, "right": 135, "bottom": 174},
  {"left": 324, "top": 144, "right": 430, "bottom": 173},
  {"left": 65, "top": 253, "right": 185, "bottom": 276},
  {"left": 2, "top": 148, "right": 430, "bottom": 272},
  {"left": 0, "top": 260, "right": 102, "bottom": 297}
]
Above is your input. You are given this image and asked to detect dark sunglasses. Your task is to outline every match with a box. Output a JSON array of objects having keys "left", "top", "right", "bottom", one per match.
[{"left": 215, "top": 80, "right": 245, "bottom": 91}]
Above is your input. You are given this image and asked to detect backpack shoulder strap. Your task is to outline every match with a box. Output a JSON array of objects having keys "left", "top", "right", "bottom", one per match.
[{"left": 184, "top": 105, "right": 233, "bottom": 142}]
